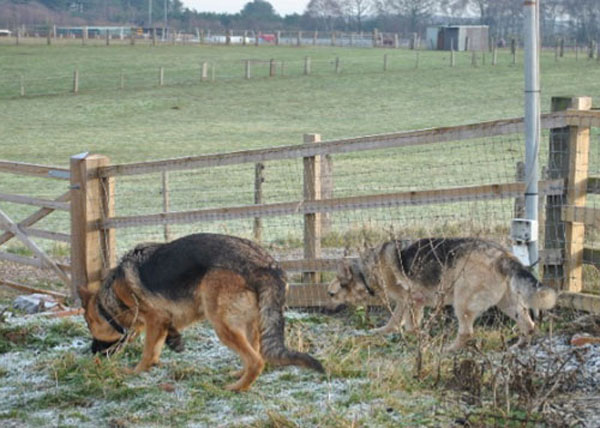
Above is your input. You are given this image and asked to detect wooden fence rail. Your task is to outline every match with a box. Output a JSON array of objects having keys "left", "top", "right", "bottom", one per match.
[{"left": 3, "top": 106, "right": 600, "bottom": 312}]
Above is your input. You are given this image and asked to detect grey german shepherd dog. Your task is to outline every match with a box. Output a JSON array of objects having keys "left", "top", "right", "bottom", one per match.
[{"left": 327, "top": 238, "right": 557, "bottom": 350}]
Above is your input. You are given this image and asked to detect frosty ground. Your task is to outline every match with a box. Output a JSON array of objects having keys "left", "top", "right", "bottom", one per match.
[{"left": 1, "top": 307, "right": 599, "bottom": 427}]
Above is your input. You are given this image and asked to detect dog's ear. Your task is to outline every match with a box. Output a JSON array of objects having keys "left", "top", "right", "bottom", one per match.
[
  {"left": 337, "top": 259, "right": 352, "bottom": 280},
  {"left": 77, "top": 286, "right": 92, "bottom": 308}
]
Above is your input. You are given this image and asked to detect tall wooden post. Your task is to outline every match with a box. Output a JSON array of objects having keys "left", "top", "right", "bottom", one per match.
[
  {"left": 70, "top": 153, "right": 115, "bottom": 298},
  {"left": 244, "top": 60, "right": 251, "bottom": 79},
  {"left": 254, "top": 163, "right": 264, "bottom": 242},
  {"left": 303, "top": 134, "right": 322, "bottom": 284},
  {"left": 159, "top": 66, "right": 164, "bottom": 86},
  {"left": 383, "top": 54, "right": 388, "bottom": 71},
  {"left": 161, "top": 171, "right": 170, "bottom": 241},
  {"left": 73, "top": 69, "right": 79, "bottom": 94},
  {"left": 269, "top": 59, "right": 276, "bottom": 77},
  {"left": 201, "top": 62, "right": 209, "bottom": 81},
  {"left": 335, "top": 57, "right": 340, "bottom": 74},
  {"left": 543, "top": 96, "right": 592, "bottom": 291},
  {"left": 304, "top": 56, "right": 311, "bottom": 75}
]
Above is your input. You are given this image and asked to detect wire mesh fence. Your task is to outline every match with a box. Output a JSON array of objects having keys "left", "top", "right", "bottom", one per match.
[{"left": 1, "top": 108, "right": 599, "bottom": 308}]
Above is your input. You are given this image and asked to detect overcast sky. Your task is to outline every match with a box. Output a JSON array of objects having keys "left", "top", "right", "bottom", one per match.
[{"left": 181, "top": 1, "right": 309, "bottom": 16}]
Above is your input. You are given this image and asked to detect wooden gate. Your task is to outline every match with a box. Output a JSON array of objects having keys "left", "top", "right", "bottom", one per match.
[{"left": 0, "top": 161, "right": 71, "bottom": 299}]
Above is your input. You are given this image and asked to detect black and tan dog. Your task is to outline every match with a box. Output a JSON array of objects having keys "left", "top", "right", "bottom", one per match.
[{"left": 79, "top": 233, "right": 324, "bottom": 391}]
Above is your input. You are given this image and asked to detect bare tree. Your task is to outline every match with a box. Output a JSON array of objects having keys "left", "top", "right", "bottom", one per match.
[
  {"left": 340, "top": 0, "right": 374, "bottom": 32},
  {"left": 305, "top": 0, "right": 344, "bottom": 31},
  {"left": 377, "top": 0, "right": 435, "bottom": 35},
  {"left": 562, "top": 0, "right": 600, "bottom": 42}
]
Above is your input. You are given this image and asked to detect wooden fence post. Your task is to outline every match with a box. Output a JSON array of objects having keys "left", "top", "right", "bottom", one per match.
[
  {"left": 492, "top": 46, "right": 497, "bottom": 65},
  {"left": 254, "top": 163, "right": 264, "bottom": 242},
  {"left": 73, "top": 69, "right": 79, "bottom": 94},
  {"left": 244, "top": 60, "right": 251, "bottom": 79},
  {"left": 559, "top": 38, "right": 564, "bottom": 57},
  {"left": 159, "top": 66, "right": 164, "bottom": 86},
  {"left": 105, "top": 30, "right": 110, "bottom": 46},
  {"left": 70, "top": 153, "right": 115, "bottom": 297},
  {"left": 304, "top": 56, "right": 311, "bottom": 75},
  {"left": 383, "top": 53, "right": 388, "bottom": 71},
  {"left": 161, "top": 171, "right": 170, "bottom": 241},
  {"left": 269, "top": 59, "right": 276, "bottom": 77},
  {"left": 201, "top": 62, "right": 209, "bottom": 81},
  {"left": 303, "top": 134, "right": 322, "bottom": 284},
  {"left": 511, "top": 38, "right": 516, "bottom": 64},
  {"left": 335, "top": 57, "right": 340, "bottom": 74},
  {"left": 543, "top": 96, "right": 592, "bottom": 291}
]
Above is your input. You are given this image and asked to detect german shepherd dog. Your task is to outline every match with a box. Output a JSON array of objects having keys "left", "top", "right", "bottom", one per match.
[
  {"left": 327, "top": 238, "right": 557, "bottom": 350},
  {"left": 79, "top": 233, "right": 324, "bottom": 391}
]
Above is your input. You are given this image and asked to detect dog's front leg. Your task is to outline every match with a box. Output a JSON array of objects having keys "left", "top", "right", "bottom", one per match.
[
  {"left": 134, "top": 319, "right": 169, "bottom": 373},
  {"left": 372, "top": 303, "right": 404, "bottom": 334}
]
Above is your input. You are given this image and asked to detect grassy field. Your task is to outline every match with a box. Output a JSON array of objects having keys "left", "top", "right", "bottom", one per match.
[
  {"left": 1, "top": 43, "right": 600, "bottom": 276},
  {"left": 1, "top": 44, "right": 600, "bottom": 426},
  {"left": 1, "top": 307, "right": 598, "bottom": 427}
]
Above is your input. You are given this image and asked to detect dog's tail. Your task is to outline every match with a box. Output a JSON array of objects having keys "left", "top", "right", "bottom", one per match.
[
  {"left": 497, "top": 257, "right": 557, "bottom": 310},
  {"left": 253, "top": 268, "right": 325, "bottom": 374}
]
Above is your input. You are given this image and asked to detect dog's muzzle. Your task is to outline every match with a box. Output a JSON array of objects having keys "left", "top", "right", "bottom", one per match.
[{"left": 91, "top": 338, "right": 120, "bottom": 355}]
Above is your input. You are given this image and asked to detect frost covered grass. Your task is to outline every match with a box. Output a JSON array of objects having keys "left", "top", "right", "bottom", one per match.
[{"left": 0, "top": 308, "right": 598, "bottom": 427}]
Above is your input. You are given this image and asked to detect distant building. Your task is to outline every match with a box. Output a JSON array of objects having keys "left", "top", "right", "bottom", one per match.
[
  {"left": 0, "top": 29, "right": 12, "bottom": 37},
  {"left": 426, "top": 25, "right": 489, "bottom": 51}
]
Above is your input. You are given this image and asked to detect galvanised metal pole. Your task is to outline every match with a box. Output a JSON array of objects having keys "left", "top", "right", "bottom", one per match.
[{"left": 524, "top": 0, "right": 540, "bottom": 270}]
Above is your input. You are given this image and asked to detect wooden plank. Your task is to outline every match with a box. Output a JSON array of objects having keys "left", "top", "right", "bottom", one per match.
[
  {"left": 0, "top": 224, "right": 70, "bottom": 243},
  {"left": 0, "top": 191, "right": 71, "bottom": 246},
  {"left": 564, "top": 109, "right": 600, "bottom": 128},
  {"left": 0, "top": 193, "right": 70, "bottom": 210},
  {"left": 101, "top": 180, "right": 564, "bottom": 230},
  {"left": 562, "top": 206, "right": 600, "bottom": 227},
  {"left": 280, "top": 258, "right": 354, "bottom": 272},
  {"left": 0, "top": 251, "right": 70, "bottom": 272},
  {"left": 558, "top": 292, "right": 600, "bottom": 314},
  {"left": 99, "top": 113, "right": 569, "bottom": 178},
  {"left": 281, "top": 249, "right": 561, "bottom": 273},
  {"left": 0, "top": 208, "right": 70, "bottom": 285},
  {"left": 564, "top": 97, "right": 592, "bottom": 293},
  {"left": 20, "top": 228, "right": 70, "bottom": 243},
  {"left": 287, "top": 283, "right": 330, "bottom": 307},
  {"left": 0, "top": 161, "right": 70, "bottom": 180},
  {"left": 0, "top": 279, "right": 67, "bottom": 300}
]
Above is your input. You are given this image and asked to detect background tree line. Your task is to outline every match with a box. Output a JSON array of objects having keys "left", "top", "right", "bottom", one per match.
[{"left": 0, "top": 0, "right": 598, "bottom": 44}]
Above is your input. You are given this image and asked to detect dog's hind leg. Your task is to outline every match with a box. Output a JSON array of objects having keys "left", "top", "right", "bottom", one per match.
[
  {"left": 135, "top": 319, "right": 169, "bottom": 373},
  {"left": 447, "top": 308, "right": 476, "bottom": 351},
  {"left": 212, "top": 321, "right": 264, "bottom": 392}
]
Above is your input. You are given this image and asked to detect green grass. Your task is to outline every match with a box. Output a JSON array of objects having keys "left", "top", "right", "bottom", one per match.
[
  {"left": 1, "top": 43, "right": 599, "bottom": 288},
  {"left": 0, "top": 310, "right": 586, "bottom": 427}
]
